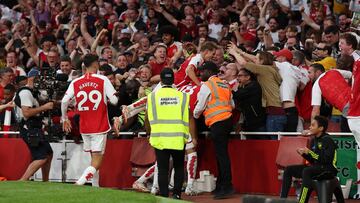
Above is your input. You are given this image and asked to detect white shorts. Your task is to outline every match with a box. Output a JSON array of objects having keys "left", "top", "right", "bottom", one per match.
[
  {"left": 81, "top": 133, "right": 107, "bottom": 154},
  {"left": 185, "top": 136, "right": 194, "bottom": 150}
]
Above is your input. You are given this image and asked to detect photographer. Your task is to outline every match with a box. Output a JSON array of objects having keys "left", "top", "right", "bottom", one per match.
[{"left": 16, "top": 68, "right": 54, "bottom": 181}]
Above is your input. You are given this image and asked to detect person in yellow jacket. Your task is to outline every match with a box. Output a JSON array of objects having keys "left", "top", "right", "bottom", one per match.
[
  {"left": 194, "top": 61, "right": 235, "bottom": 199},
  {"left": 145, "top": 68, "right": 196, "bottom": 199}
]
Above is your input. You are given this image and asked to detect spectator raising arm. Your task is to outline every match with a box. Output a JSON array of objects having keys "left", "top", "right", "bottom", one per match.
[
  {"left": 228, "top": 45, "right": 247, "bottom": 66},
  {"left": 91, "top": 29, "right": 108, "bottom": 53},
  {"left": 240, "top": 2, "right": 252, "bottom": 18},
  {"left": 80, "top": 12, "right": 95, "bottom": 47},
  {"left": 300, "top": 7, "right": 320, "bottom": 31},
  {"left": 259, "top": 0, "right": 271, "bottom": 27},
  {"left": 65, "top": 24, "right": 79, "bottom": 43},
  {"left": 153, "top": 5, "right": 179, "bottom": 27},
  {"left": 21, "top": 32, "right": 40, "bottom": 67}
]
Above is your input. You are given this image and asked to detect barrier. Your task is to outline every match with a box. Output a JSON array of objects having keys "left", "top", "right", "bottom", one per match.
[{"left": 0, "top": 131, "right": 356, "bottom": 196}]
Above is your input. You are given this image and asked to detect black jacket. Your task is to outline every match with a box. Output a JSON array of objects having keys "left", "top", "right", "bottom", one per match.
[
  {"left": 233, "top": 81, "right": 266, "bottom": 131},
  {"left": 302, "top": 133, "right": 338, "bottom": 174}
]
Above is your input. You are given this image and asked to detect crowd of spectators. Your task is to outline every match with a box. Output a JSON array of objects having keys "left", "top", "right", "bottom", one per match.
[{"left": 0, "top": 0, "right": 359, "bottom": 138}]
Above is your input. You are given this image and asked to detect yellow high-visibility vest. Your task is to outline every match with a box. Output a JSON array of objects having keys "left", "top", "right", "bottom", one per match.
[{"left": 147, "top": 87, "right": 190, "bottom": 150}]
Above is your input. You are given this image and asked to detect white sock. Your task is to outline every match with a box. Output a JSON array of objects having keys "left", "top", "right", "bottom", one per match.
[
  {"left": 187, "top": 152, "right": 197, "bottom": 188},
  {"left": 152, "top": 163, "right": 158, "bottom": 189},
  {"left": 76, "top": 166, "right": 96, "bottom": 185},
  {"left": 137, "top": 164, "right": 156, "bottom": 183},
  {"left": 92, "top": 170, "right": 99, "bottom": 187}
]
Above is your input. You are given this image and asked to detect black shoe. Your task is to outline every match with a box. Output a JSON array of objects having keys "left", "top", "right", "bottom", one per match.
[
  {"left": 172, "top": 194, "right": 181, "bottom": 200},
  {"left": 213, "top": 187, "right": 235, "bottom": 200}
]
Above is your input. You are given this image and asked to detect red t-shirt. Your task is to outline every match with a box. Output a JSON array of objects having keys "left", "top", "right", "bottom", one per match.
[
  {"left": 148, "top": 60, "right": 169, "bottom": 76},
  {"left": 178, "top": 23, "right": 197, "bottom": 40},
  {"left": 296, "top": 82, "right": 312, "bottom": 120}
]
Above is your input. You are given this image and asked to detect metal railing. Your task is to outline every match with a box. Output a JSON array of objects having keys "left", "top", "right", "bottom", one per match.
[{"left": 0, "top": 131, "right": 354, "bottom": 140}]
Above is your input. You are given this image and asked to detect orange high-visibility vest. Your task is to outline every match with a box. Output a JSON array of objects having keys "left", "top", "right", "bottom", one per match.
[{"left": 203, "top": 76, "right": 232, "bottom": 127}]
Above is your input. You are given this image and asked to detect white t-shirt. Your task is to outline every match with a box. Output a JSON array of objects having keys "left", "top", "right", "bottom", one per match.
[
  {"left": 208, "top": 23, "right": 223, "bottom": 41},
  {"left": 270, "top": 31, "right": 279, "bottom": 44},
  {"left": 17, "top": 88, "right": 40, "bottom": 120},
  {"left": 311, "top": 69, "right": 352, "bottom": 106},
  {"left": 276, "top": 61, "right": 309, "bottom": 102},
  {"left": 278, "top": 0, "right": 305, "bottom": 11}
]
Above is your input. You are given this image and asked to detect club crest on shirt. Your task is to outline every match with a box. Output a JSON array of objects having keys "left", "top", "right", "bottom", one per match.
[{"left": 318, "top": 142, "right": 322, "bottom": 150}]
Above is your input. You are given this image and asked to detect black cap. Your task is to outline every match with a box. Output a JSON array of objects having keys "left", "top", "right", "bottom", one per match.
[
  {"left": 15, "top": 76, "right": 27, "bottom": 84},
  {"left": 160, "top": 68, "right": 174, "bottom": 85},
  {"left": 198, "top": 61, "right": 219, "bottom": 74}
]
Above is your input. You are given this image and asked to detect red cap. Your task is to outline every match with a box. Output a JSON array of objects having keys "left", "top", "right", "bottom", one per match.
[{"left": 273, "top": 49, "right": 293, "bottom": 62}]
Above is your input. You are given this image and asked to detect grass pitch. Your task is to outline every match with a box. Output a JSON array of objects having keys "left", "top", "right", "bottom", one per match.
[{"left": 0, "top": 181, "right": 188, "bottom": 203}]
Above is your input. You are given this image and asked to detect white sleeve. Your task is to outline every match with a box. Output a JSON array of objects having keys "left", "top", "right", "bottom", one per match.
[
  {"left": 61, "top": 82, "right": 75, "bottom": 119},
  {"left": 188, "top": 55, "right": 202, "bottom": 67},
  {"left": 19, "top": 90, "right": 34, "bottom": 107},
  {"left": 336, "top": 69, "right": 353, "bottom": 80},
  {"left": 193, "top": 84, "right": 211, "bottom": 119},
  {"left": 299, "top": 68, "right": 310, "bottom": 85},
  {"left": 18, "top": 68, "right": 26, "bottom": 76},
  {"left": 104, "top": 77, "right": 118, "bottom": 105},
  {"left": 311, "top": 79, "right": 322, "bottom": 106}
]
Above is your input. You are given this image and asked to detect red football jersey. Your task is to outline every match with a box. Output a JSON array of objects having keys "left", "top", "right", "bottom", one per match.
[
  {"left": 319, "top": 70, "right": 351, "bottom": 112},
  {"left": 174, "top": 54, "right": 203, "bottom": 87},
  {"left": 349, "top": 61, "right": 360, "bottom": 117},
  {"left": 174, "top": 55, "right": 194, "bottom": 87},
  {"left": 177, "top": 82, "right": 201, "bottom": 112},
  {"left": 167, "top": 42, "right": 182, "bottom": 59},
  {"left": 68, "top": 73, "right": 117, "bottom": 134}
]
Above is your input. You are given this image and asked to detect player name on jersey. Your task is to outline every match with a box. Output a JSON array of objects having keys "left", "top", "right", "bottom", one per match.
[{"left": 79, "top": 82, "right": 99, "bottom": 90}]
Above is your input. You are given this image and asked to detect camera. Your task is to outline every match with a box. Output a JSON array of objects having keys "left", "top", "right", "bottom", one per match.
[{"left": 34, "top": 66, "right": 70, "bottom": 141}]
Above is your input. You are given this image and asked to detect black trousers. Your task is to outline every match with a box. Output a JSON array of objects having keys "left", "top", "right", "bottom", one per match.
[
  {"left": 284, "top": 107, "right": 298, "bottom": 132},
  {"left": 210, "top": 117, "right": 233, "bottom": 191},
  {"left": 281, "top": 165, "right": 339, "bottom": 203},
  {"left": 280, "top": 165, "right": 306, "bottom": 198},
  {"left": 155, "top": 148, "right": 185, "bottom": 197}
]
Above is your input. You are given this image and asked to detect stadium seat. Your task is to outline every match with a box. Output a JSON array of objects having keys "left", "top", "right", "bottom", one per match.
[
  {"left": 311, "top": 177, "right": 345, "bottom": 203},
  {"left": 276, "top": 136, "right": 310, "bottom": 168}
]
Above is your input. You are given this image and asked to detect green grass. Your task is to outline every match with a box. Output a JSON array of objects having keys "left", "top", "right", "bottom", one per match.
[{"left": 0, "top": 181, "right": 189, "bottom": 203}]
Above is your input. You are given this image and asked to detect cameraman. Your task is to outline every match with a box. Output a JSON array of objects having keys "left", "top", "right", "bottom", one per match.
[{"left": 16, "top": 68, "right": 54, "bottom": 181}]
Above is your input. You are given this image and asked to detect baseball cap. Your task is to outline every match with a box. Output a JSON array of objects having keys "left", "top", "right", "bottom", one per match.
[
  {"left": 15, "top": 76, "right": 28, "bottom": 84},
  {"left": 27, "top": 68, "right": 40, "bottom": 78},
  {"left": 273, "top": 49, "right": 293, "bottom": 62},
  {"left": 198, "top": 61, "right": 219, "bottom": 74},
  {"left": 160, "top": 68, "right": 174, "bottom": 85}
]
